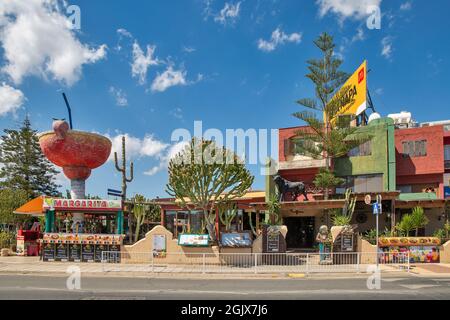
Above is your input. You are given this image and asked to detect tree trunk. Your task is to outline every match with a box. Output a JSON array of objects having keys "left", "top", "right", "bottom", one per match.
[{"left": 203, "top": 209, "right": 216, "bottom": 242}]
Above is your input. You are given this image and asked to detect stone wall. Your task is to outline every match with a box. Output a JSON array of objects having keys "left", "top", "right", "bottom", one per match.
[
  {"left": 439, "top": 240, "right": 450, "bottom": 263},
  {"left": 121, "top": 226, "right": 260, "bottom": 265}
]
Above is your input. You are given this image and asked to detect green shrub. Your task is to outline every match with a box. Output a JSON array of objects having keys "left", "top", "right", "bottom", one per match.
[{"left": 0, "top": 231, "right": 15, "bottom": 249}]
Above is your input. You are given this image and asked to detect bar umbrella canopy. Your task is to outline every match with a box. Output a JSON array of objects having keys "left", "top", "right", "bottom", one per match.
[{"left": 13, "top": 196, "right": 45, "bottom": 217}]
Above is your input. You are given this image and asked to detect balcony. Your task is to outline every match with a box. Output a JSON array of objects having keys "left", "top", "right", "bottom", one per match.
[{"left": 278, "top": 156, "right": 326, "bottom": 171}]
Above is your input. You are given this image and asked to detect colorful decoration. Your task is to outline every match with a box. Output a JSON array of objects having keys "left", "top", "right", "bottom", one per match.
[{"left": 379, "top": 237, "right": 441, "bottom": 247}]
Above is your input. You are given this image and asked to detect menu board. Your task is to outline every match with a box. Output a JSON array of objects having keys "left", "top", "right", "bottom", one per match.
[
  {"left": 267, "top": 234, "right": 280, "bottom": 252},
  {"left": 341, "top": 234, "right": 354, "bottom": 252},
  {"left": 55, "top": 243, "right": 69, "bottom": 262},
  {"left": 178, "top": 234, "right": 209, "bottom": 247},
  {"left": 42, "top": 243, "right": 55, "bottom": 262},
  {"left": 153, "top": 235, "right": 166, "bottom": 258},
  {"left": 82, "top": 244, "right": 95, "bottom": 262},
  {"left": 69, "top": 244, "right": 82, "bottom": 262},
  {"left": 94, "top": 244, "right": 108, "bottom": 263},
  {"left": 220, "top": 233, "right": 252, "bottom": 248}
]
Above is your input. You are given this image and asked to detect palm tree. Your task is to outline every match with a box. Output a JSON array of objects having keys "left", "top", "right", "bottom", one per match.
[
  {"left": 397, "top": 214, "right": 415, "bottom": 237},
  {"left": 410, "top": 207, "right": 429, "bottom": 237}
]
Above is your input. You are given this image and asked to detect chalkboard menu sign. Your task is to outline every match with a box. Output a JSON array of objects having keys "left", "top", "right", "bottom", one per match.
[
  {"left": 341, "top": 234, "right": 354, "bottom": 252},
  {"left": 55, "top": 243, "right": 69, "bottom": 262},
  {"left": 42, "top": 243, "right": 55, "bottom": 262},
  {"left": 82, "top": 244, "right": 95, "bottom": 262},
  {"left": 69, "top": 244, "right": 82, "bottom": 262},
  {"left": 263, "top": 225, "right": 286, "bottom": 253},
  {"left": 267, "top": 234, "right": 280, "bottom": 252},
  {"left": 94, "top": 244, "right": 108, "bottom": 263}
]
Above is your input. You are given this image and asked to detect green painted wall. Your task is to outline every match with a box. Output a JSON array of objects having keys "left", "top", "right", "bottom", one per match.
[{"left": 334, "top": 118, "right": 396, "bottom": 192}]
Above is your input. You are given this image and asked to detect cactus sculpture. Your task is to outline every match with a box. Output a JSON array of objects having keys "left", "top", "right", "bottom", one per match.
[{"left": 114, "top": 136, "right": 134, "bottom": 243}]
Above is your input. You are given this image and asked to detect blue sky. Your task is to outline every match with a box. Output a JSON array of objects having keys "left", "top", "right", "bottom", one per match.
[{"left": 0, "top": 0, "right": 449, "bottom": 199}]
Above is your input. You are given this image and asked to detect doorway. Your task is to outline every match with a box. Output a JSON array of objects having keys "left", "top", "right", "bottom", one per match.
[{"left": 284, "top": 217, "right": 315, "bottom": 249}]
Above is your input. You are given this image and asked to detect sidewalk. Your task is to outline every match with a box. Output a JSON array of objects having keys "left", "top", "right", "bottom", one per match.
[{"left": 0, "top": 256, "right": 424, "bottom": 279}]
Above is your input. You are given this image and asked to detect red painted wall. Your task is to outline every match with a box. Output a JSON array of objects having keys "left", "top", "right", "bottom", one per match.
[
  {"left": 279, "top": 126, "right": 314, "bottom": 162},
  {"left": 395, "top": 126, "right": 444, "bottom": 176},
  {"left": 395, "top": 126, "right": 445, "bottom": 198}
]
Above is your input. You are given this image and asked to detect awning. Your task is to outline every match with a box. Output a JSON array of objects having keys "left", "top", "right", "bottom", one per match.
[{"left": 13, "top": 196, "right": 45, "bottom": 216}]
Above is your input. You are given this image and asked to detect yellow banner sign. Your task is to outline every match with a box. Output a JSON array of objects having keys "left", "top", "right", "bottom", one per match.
[{"left": 327, "top": 60, "right": 367, "bottom": 124}]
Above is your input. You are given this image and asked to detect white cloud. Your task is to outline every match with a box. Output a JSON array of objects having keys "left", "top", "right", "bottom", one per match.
[
  {"left": 0, "top": 83, "right": 25, "bottom": 116},
  {"left": 375, "top": 88, "right": 384, "bottom": 95},
  {"left": 352, "top": 28, "right": 365, "bottom": 42},
  {"left": 117, "top": 28, "right": 133, "bottom": 38},
  {"left": 109, "top": 87, "right": 128, "bottom": 107},
  {"left": 106, "top": 133, "right": 189, "bottom": 177},
  {"left": 132, "top": 41, "right": 159, "bottom": 85},
  {"left": 400, "top": 2, "right": 412, "bottom": 11},
  {"left": 170, "top": 107, "right": 183, "bottom": 120},
  {"left": 257, "top": 28, "right": 302, "bottom": 52},
  {"left": 0, "top": 0, "right": 107, "bottom": 86},
  {"left": 316, "top": 0, "right": 382, "bottom": 21},
  {"left": 381, "top": 36, "right": 393, "bottom": 59},
  {"left": 151, "top": 66, "right": 188, "bottom": 92},
  {"left": 182, "top": 46, "right": 196, "bottom": 53},
  {"left": 214, "top": 2, "right": 241, "bottom": 25},
  {"left": 106, "top": 133, "right": 169, "bottom": 162},
  {"left": 144, "top": 141, "right": 189, "bottom": 176}
]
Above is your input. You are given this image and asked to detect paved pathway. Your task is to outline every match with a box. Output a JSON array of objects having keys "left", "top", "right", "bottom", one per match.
[{"left": 0, "top": 256, "right": 415, "bottom": 277}]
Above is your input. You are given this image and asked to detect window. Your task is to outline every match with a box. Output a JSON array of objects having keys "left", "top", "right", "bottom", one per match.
[
  {"left": 398, "top": 185, "right": 412, "bottom": 193},
  {"left": 402, "top": 140, "right": 427, "bottom": 157},
  {"left": 341, "top": 174, "right": 383, "bottom": 193},
  {"left": 284, "top": 138, "right": 315, "bottom": 157},
  {"left": 348, "top": 140, "right": 372, "bottom": 157},
  {"left": 445, "top": 145, "right": 450, "bottom": 161}
]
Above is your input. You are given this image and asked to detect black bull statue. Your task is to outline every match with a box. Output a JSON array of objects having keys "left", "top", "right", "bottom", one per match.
[{"left": 273, "top": 175, "right": 309, "bottom": 202}]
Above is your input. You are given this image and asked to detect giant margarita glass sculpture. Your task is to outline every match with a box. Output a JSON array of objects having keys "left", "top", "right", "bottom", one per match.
[{"left": 38, "top": 120, "right": 112, "bottom": 232}]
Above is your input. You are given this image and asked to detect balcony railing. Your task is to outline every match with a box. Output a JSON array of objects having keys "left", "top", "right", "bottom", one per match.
[{"left": 278, "top": 157, "right": 326, "bottom": 170}]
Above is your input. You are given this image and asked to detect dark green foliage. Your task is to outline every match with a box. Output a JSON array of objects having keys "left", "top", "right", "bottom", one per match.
[
  {"left": 293, "top": 32, "right": 371, "bottom": 199},
  {"left": 166, "top": 138, "right": 254, "bottom": 242},
  {"left": 0, "top": 118, "right": 60, "bottom": 199}
]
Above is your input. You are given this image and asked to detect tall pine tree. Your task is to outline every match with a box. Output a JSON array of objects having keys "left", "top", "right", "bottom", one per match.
[
  {"left": 293, "top": 32, "right": 370, "bottom": 199},
  {"left": 0, "top": 117, "right": 61, "bottom": 199}
]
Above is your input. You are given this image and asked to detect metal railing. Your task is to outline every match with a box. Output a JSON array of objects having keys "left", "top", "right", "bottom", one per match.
[{"left": 101, "top": 251, "right": 410, "bottom": 274}]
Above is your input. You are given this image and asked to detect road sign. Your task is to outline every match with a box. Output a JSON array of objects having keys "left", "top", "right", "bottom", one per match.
[
  {"left": 364, "top": 194, "right": 372, "bottom": 205},
  {"left": 372, "top": 203, "right": 382, "bottom": 215},
  {"left": 108, "top": 188, "right": 122, "bottom": 197}
]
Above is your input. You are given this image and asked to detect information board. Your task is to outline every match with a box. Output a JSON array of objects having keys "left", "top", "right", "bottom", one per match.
[
  {"left": 220, "top": 232, "right": 252, "bottom": 248},
  {"left": 69, "top": 244, "right": 82, "bottom": 262},
  {"left": 42, "top": 243, "right": 55, "bottom": 262},
  {"left": 178, "top": 234, "right": 209, "bottom": 247},
  {"left": 55, "top": 243, "right": 69, "bottom": 262},
  {"left": 82, "top": 244, "right": 95, "bottom": 262}
]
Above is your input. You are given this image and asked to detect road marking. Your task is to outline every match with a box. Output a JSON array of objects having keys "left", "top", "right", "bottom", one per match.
[
  {"left": 381, "top": 278, "right": 407, "bottom": 282},
  {"left": 400, "top": 284, "right": 441, "bottom": 290}
]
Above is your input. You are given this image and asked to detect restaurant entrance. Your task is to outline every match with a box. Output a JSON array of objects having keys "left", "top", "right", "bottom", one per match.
[{"left": 284, "top": 217, "right": 315, "bottom": 249}]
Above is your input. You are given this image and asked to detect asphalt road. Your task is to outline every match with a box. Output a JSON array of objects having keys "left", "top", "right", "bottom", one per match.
[{"left": 0, "top": 274, "right": 449, "bottom": 300}]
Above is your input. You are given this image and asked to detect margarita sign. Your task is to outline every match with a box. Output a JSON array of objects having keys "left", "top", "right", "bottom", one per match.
[{"left": 43, "top": 198, "right": 122, "bottom": 212}]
